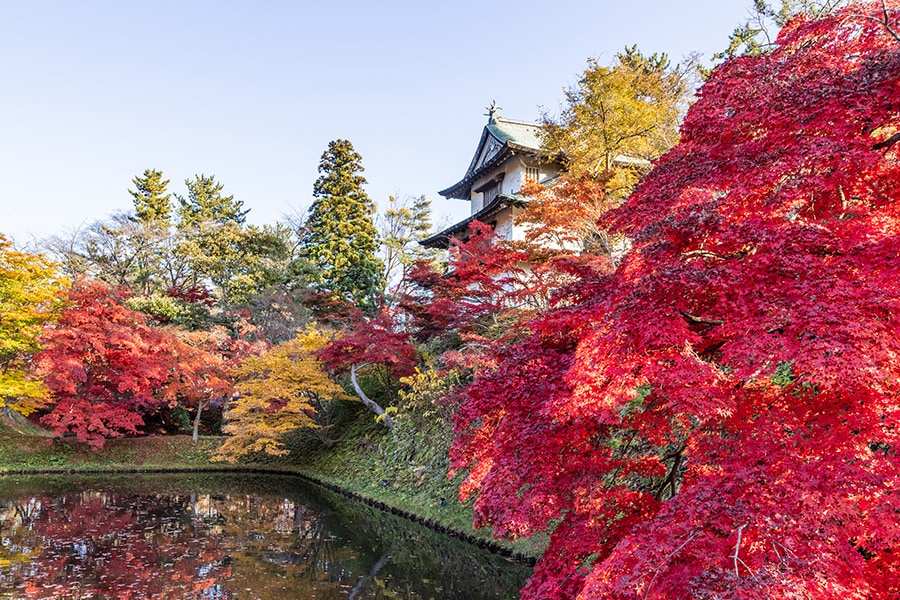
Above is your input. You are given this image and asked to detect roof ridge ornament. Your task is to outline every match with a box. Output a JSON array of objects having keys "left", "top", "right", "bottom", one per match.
[{"left": 484, "top": 100, "right": 501, "bottom": 123}]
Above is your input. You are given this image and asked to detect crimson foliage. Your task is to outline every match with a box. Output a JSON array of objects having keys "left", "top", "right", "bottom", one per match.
[
  {"left": 318, "top": 308, "right": 416, "bottom": 380},
  {"left": 402, "top": 222, "right": 532, "bottom": 340},
  {"left": 450, "top": 4, "right": 900, "bottom": 598},
  {"left": 34, "top": 282, "right": 176, "bottom": 448}
]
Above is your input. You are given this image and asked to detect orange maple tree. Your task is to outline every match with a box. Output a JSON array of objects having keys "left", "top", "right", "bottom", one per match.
[{"left": 162, "top": 327, "right": 245, "bottom": 442}]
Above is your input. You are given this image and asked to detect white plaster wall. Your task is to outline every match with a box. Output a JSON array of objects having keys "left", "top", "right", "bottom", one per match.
[
  {"left": 471, "top": 192, "right": 484, "bottom": 213},
  {"left": 503, "top": 158, "right": 562, "bottom": 195},
  {"left": 494, "top": 208, "right": 514, "bottom": 241},
  {"left": 509, "top": 206, "right": 528, "bottom": 242},
  {"left": 466, "top": 157, "right": 563, "bottom": 218},
  {"left": 503, "top": 161, "right": 526, "bottom": 195}
]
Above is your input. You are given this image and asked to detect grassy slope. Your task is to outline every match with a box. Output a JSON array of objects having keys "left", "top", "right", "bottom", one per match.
[{"left": 0, "top": 408, "right": 548, "bottom": 561}]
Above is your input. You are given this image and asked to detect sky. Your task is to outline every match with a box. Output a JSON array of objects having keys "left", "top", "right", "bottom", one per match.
[{"left": 0, "top": 0, "right": 755, "bottom": 245}]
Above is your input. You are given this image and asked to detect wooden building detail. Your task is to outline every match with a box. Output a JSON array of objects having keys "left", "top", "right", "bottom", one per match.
[{"left": 421, "top": 108, "right": 563, "bottom": 249}]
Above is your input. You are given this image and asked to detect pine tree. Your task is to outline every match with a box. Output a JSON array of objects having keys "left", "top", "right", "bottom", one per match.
[
  {"left": 130, "top": 169, "right": 172, "bottom": 225},
  {"left": 302, "top": 139, "right": 384, "bottom": 310},
  {"left": 176, "top": 174, "right": 248, "bottom": 228},
  {"left": 173, "top": 174, "right": 287, "bottom": 303}
]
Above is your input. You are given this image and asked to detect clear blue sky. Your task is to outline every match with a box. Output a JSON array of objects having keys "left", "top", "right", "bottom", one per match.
[{"left": 0, "top": 0, "right": 753, "bottom": 244}]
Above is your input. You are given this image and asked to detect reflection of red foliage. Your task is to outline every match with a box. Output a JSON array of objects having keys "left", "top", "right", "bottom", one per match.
[
  {"left": 451, "top": 5, "right": 900, "bottom": 598},
  {"left": 11, "top": 496, "right": 228, "bottom": 599}
]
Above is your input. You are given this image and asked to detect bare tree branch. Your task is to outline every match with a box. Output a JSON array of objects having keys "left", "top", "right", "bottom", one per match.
[
  {"left": 351, "top": 363, "right": 394, "bottom": 428},
  {"left": 847, "top": 1, "right": 900, "bottom": 42}
]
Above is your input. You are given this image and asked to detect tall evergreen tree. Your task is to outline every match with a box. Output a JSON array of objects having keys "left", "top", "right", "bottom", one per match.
[
  {"left": 123, "top": 169, "right": 176, "bottom": 295},
  {"left": 130, "top": 169, "right": 172, "bottom": 225},
  {"left": 176, "top": 174, "right": 248, "bottom": 228},
  {"left": 302, "top": 139, "right": 383, "bottom": 310},
  {"left": 172, "top": 175, "right": 288, "bottom": 303}
]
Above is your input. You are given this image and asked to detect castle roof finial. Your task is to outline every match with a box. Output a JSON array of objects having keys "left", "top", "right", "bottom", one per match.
[{"left": 484, "top": 100, "right": 501, "bottom": 122}]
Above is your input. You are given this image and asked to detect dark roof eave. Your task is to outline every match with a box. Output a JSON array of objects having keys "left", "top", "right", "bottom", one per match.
[
  {"left": 419, "top": 194, "right": 530, "bottom": 249},
  {"left": 439, "top": 144, "right": 555, "bottom": 200},
  {"left": 438, "top": 147, "right": 513, "bottom": 200}
]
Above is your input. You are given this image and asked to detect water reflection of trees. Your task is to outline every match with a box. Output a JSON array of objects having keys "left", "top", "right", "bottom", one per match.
[{"left": 0, "top": 475, "right": 529, "bottom": 599}]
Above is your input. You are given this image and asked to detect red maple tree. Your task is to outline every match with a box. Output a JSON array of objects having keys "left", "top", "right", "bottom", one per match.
[
  {"left": 318, "top": 308, "right": 417, "bottom": 428},
  {"left": 162, "top": 327, "right": 248, "bottom": 442},
  {"left": 401, "top": 222, "right": 534, "bottom": 340},
  {"left": 450, "top": 4, "right": 900, "bottom": 598},
  {"left": 33, "top": 282, "right": 177, "bottom": 448}
]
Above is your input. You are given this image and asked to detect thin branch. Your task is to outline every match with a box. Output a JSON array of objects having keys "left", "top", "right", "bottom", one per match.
[
  {"left": 679, "top": 310, "right": 725, "bottom": 326},
  {"left": 848, "top": 1, "right": 900, "bottom": 42},
  {"left": 732, "top": 524, "right": 755, "bottom": 579},
  {"left": 772, "top": 539, "right": 797, "bottom": 560},
  {"left": 644, "top": 531, "right": 697, "bottom": 599},
  {"left": 882, "top": 0, "right": 900, "bottom": 41},
  {"left": 654, "top": 445, "right": 685, "bottom": 501},
  {"left": 682, "top": 249, "right": 727, "bottom": 261},
  {"left": 683, "top": 246, "right": 755, "bottom": 262}
]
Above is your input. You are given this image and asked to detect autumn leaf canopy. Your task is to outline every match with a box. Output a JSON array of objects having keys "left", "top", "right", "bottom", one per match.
[{"left": 451, "top": 4, "right": 900, "bottom": 598}]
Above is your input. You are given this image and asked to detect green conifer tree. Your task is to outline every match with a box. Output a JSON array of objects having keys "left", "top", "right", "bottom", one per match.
[
  {"left": 169, "top": 175, "right": 290, "bottom": 303},
  {"left": 302, "top": 139, "right": 384, "bottom": 310},
  {"left": 176, "top": 173, "right": 248, "bottom": 228},
  {"left": 130, "top": 169, "right": 173, "bottom": 225}
]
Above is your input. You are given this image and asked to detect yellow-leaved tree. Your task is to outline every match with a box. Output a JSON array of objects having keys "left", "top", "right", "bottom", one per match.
[
  {"left": 516, "top": 47, "right": 695, "bottom": 261},
  {"left": 0, "top": 235, "right": 65, "bottom": 415},
  {"left": 215, "top": 325, "right": 351, "bottom": 462},
  {"left": 541, "top": 45, "right": 692, "bottom": 199}
]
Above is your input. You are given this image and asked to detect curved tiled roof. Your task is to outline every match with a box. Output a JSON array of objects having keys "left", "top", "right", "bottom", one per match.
[{"left": 439, "top": 116, "right": 549, "bottom": 201}]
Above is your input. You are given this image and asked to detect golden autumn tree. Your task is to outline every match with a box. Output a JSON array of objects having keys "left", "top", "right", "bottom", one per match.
[
  {"left": 0, "top": 235, "right": 65, "bottom": 414},
  {"left": 215, "top": 326, "right": 351, "bottom": 462},
  {"left": 522, "top": 47, "right": 693, "bottom": 261},
  {"left": 541, "top": 46, "right": 691, "bottom": 198}
]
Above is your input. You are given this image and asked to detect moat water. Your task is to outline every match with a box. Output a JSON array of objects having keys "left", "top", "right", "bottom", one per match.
[{"left": 0, "top": 473, "right": 530, "bottom": 599}]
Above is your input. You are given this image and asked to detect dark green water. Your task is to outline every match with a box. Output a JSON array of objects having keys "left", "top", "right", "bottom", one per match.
[{"left": 0, "top": 473, "right": 530, "bottom": 599}]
